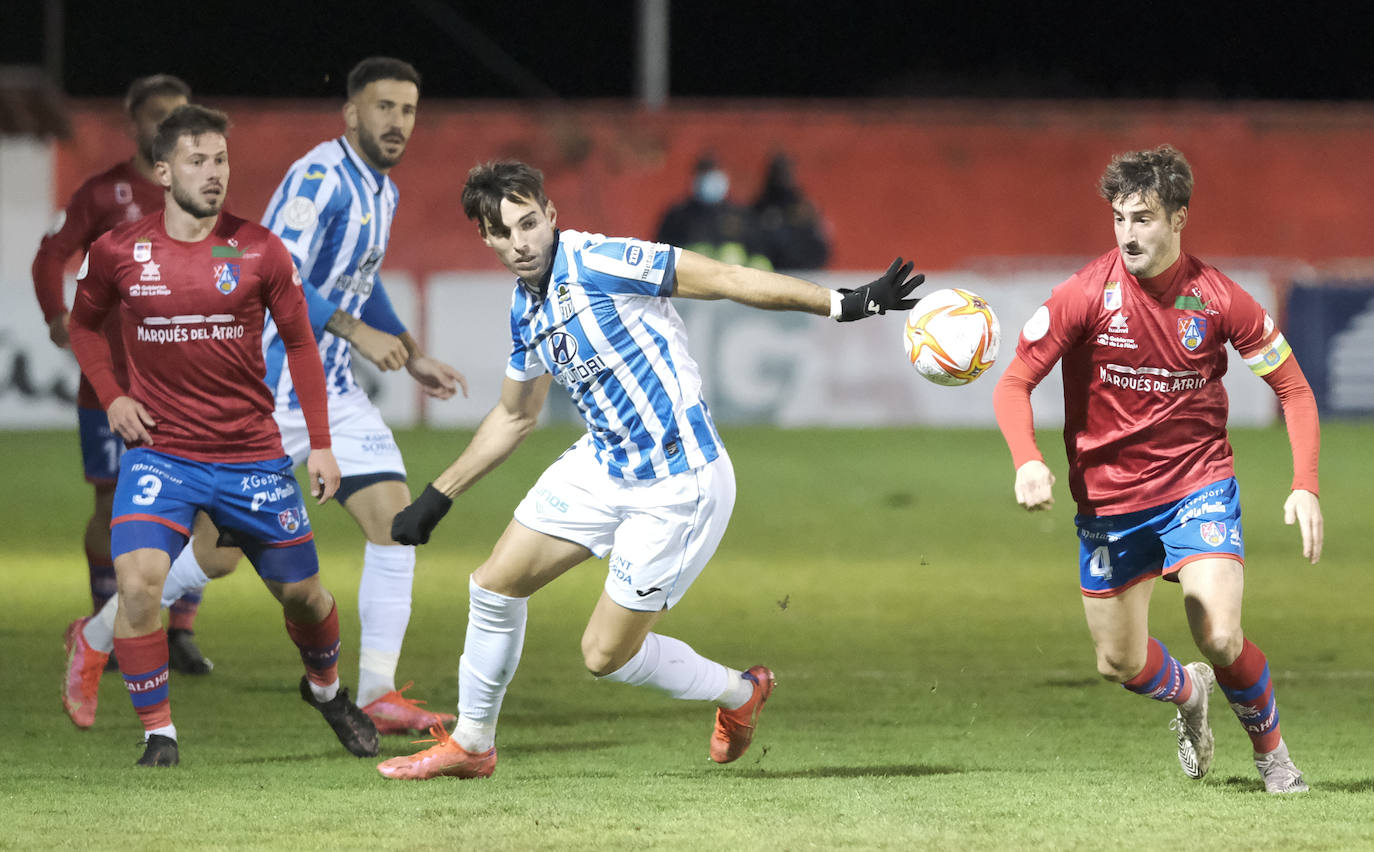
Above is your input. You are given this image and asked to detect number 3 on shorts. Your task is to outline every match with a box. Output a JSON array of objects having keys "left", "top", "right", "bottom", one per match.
[{"left": 130, "top": 474, "right": 163, "bottom": 506}]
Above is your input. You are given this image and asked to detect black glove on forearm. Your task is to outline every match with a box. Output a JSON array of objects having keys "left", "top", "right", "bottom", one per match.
[
  {"left": 836, "top": 257, "right": 925, "bottom": 321},
  {"left": 391, "top": 483, "right": 453, "bottom": 546}
]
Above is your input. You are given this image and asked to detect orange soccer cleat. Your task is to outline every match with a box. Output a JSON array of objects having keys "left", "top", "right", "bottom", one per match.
[
  {"left": 360, "top": 681, "right": 458, "bottom": 735},
  {"left": 376, "top": 723, "right": 496, "bottom": 780},
  {"left": 709, "top": 665, "right": 776, "bottom": 764},
  {"left": 63, "top": 617, "right": 109, "bottom": 729}
]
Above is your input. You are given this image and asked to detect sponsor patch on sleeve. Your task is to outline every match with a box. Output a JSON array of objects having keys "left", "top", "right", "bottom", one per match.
[{"left": 281, "top": 196, "right": 319, "bottom": 231}]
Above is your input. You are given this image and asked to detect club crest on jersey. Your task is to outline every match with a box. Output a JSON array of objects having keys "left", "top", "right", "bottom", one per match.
[
  {"left": 1178, "top": 316, "right": 1206, "bottom": 351},
  {"left": 214, "top": 262, "right": 241, "bottom": 294},
  {"left": 133, "top": 240, "right": 152, "bottom": 262},
  {"left": 1104, "top": 281, "right": 1122, "bottom": 311},
  {"left": 1199, "top": 520, "right": 1226, "bottom": 547},
  {"left": 556, "top": 283, "right": 574, "bottom": 320},
  {"left": 277, "top": 507, "right": 303, "bottom": 534}
]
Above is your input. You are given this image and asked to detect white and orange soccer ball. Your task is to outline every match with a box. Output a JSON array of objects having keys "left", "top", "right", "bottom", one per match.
[{"left": 902, "top": 287, "right": 1001, "bottom": 386}]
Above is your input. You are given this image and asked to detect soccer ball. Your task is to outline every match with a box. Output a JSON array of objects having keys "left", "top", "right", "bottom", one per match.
[{"left": 902, "top": 288, "right": 1001, "bottom": 386}]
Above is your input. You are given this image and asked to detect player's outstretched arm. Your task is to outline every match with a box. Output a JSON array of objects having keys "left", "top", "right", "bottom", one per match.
[
  {"left": 1283, "top": 489, "right": 1323, "bottom": 564},
  {"left": 672, "top": 250, "right": 924, "bottom": 319},
  {"left": 392, "top": 374, "right": 551, "bottom": 546},
  {"left": 993, "top": 355, "right": 1054, "bottom": 510}
]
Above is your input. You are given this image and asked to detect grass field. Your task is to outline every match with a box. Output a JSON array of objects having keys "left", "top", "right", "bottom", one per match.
[{"left": 2, "top": 424, "right": 1371, "bottom": 851}]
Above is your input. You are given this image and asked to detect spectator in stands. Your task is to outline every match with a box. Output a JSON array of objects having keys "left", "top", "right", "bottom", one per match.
[
  {"left": 751, "top": 152, "right": 831, "bottom": 271},
  {"left": 656, "top": 154, "right": 770, "bottom": 270}
]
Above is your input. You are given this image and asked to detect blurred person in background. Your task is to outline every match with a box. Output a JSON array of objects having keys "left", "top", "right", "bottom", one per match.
[
  {"left": 751, "top": 152, "right": 831, "bottom": 271},
  {"left": 656, "top": 154, "right": 771, "bottom": 270}
]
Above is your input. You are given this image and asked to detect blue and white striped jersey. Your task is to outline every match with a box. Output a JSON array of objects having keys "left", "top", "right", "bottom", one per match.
[
  {"left": 508, "top": 229, "right": 723, "bottom": 480},
  {"left": 260, "top": 136, "right": 405, "bottom": 408}
]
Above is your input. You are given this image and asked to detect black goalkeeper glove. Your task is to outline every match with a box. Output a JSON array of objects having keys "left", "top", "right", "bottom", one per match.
[
  {"left": 835, "top": 257, "right": 925, "bottom": 321},
  {"left": 391, "top": 483, "right": 453, "bottom": 546}
]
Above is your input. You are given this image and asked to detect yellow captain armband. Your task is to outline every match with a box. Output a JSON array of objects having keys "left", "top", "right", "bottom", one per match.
[{"left": 1244, "top": 333, "right": 1292, "bottom": 377}]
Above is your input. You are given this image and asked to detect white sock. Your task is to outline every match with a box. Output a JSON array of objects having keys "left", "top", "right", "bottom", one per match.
[
  {"left": 146, "top": 723, "right": 177, "bottom": 742},
  {"left": 309, "top": 677, "right": 340, "bottom": 704},
  {"left": 599, "top": 632, "right": 737, "bottom": 704},
  {"left": 356, "top": 542, "right": 415, "bottom": 706},
  {"left": 455, "top": 577, "right": 528, "bottom": 751},
  {"left": 160, "top": 546, "right": 211, "bottom": 609},
  {"left": 454, "top": 715, "right": 497, "bottom": 754},
  {"left": 83, "top": 595, "right": 119, "bottom": 654}
]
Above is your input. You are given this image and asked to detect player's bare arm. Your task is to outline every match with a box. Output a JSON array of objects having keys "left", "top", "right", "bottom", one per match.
[
  {"left": 326, "top": 309, "right": 409, "bottom": 371},
  {"left": 391, "top": 374, "right": 552, "bottom": 545},
  {"left": 398, "top": 330, "right": 468, "bottom": 400},
  {"left": 673, "top": 250, "right": 924, "bottom": 320}
]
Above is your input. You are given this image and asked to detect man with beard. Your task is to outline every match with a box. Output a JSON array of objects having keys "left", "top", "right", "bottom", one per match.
[
  {"left": 37, "top": 76, "right": 227, "bottom": 713},
  {"left": 68, "top": 104, "right": 378, "bottom": 766},
  {"left": 120, "top": 57, "right": 467, "bottom": 738}
]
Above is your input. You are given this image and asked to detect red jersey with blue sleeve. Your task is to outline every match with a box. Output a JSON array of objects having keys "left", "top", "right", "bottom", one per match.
[
  {"left": 69, "top": 211, "right": 331, "bottom": 462},
  {"left": 31, "top": 161, "right": 164, "bottom": 408},
  {"left": 1015, "top": 249, "right": 1293, "bottom": 516}
]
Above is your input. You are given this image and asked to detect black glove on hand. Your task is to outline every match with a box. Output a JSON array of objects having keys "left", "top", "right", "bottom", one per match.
[
  {"left": 391, "top": 483, "right": 453, "bottom": 545},
  {"left": 837, "top": 257, "right": 926, "bottom": 321}
]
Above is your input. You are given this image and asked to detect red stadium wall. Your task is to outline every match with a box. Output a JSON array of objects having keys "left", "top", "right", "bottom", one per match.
[{"left": 53, "top": 99, "right": 1374, "bottom": 276}]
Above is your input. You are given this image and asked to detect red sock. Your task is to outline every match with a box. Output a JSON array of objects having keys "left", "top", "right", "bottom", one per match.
[
  {"left": 168, "top": 591, "right": 202, "bottom": 632},
  {"left": 114, "top": 630, "right": 172, "bottom": 732},
  {"left": 86, "top": 545, "right": 117, "bottom": 613},
  {"left": 285, "top": 601, "right": 340, "bottom": 687},
  {"left": 1214, "top": 638, "right": 1281, "bottom": 754},
  {"left": 1122, "top": 637, "right": 1193, "bottom": 705}
]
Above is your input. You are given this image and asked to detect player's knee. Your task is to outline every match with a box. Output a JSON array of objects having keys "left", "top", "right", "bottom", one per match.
[
  {"left": 1095, "top": 650, "right": 1140, "bottom": 683},
  {"left": 196, "top": 547, "right": 241, "bottom": 579},
  {"left": 1195, "top": 628, "right": 1243, "bottom": 666},
  {"left": 581, "top": 636, "right": 623, "bottom": 678}
]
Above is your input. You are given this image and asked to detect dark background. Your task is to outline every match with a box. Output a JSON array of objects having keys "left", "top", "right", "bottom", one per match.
[{"left": 2, "top": 0, "right": 1370, "bottom": 101}]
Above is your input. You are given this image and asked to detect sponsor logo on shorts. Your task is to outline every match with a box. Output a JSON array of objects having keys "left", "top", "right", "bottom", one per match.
[
  {"left": 634, "top": 586, "right": 663, "bottom": 597},
  {"left": 609, "top": 554, "right": 633, "bottom": 585},
  {"left": 241, "top": 472, "right": 285, "bottom": 491},
  {"left": 535, "top": 486, "right": 569, "bottom": 513},
  {"left": 1199, "top": 520, "right": 1226, "bottom": 547},
  {"left": 251, "top": 481, "right": 298, "bottom": 512}
]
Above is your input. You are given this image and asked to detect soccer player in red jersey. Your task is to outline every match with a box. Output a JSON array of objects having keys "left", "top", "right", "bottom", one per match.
[
  {"left": 34, "top": 74, "right": 221, "bottom": 676},
  {"left": 67, "top": 104, "right": 378, "bottom": 766},
  {"left": 994, "top": 145, "right": 1322, "bottom": 794}
]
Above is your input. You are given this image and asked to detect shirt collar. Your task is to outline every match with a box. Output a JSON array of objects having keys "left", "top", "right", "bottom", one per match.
[{"left": 337, "top": 136, "right": 384, "bottom": 195}]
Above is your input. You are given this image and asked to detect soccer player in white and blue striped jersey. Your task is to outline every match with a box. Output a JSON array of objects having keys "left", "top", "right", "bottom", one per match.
[
  {"left": 146, "top": 58, "right": 468, "bottom": 738},
  {"left": 378, "top": 160, "right": 924, "bottom": 780}
]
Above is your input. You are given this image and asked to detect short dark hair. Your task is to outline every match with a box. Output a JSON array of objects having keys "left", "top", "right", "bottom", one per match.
[
  {"left": 1099, "top": 144, "right": 1193, "bottom": 215},
  {"left": 152, "top": 104, "right": 230, "bottom": 164},
  {"left": 347, "top": 57, "right": 421, "bottom": 98},
  {"left": 462, "top": 161, "right": 550, "bottom": 237},
  {"left": 124, "top": 74, "right": 191, "bottom": 118}
]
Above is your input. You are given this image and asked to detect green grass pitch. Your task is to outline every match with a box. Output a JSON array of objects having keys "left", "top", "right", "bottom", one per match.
[{"left": 2, "top": 424, "right": 1371, "bottom": 850}]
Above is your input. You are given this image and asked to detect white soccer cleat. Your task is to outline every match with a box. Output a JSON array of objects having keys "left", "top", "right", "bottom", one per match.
[
  {"left": 1255, "top": 739, "right": 1309, "bottom": 794},
  {"left": 1169, "top": 661, "right": 1215, "bottom": 779}
]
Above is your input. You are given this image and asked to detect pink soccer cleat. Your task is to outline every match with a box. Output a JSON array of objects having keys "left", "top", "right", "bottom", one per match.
[
  {"left": 360, "top": 681, "right": 457, "bottom": 735},
  {"left": 63, "top": 617, "right": 110, "bottom": 729},
  {"left": 377, "top": 723, "right": 496, "bottom": 780},
  {"left": 709, "top": 665, "right": 776, "bottom": 764}
]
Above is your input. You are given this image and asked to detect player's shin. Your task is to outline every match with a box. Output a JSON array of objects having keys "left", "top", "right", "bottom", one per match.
[
  {"left": 114, "top": 630, "right": 175, "bottom": 738},
  {"left": 598, "top": 632, "right": 737, "bottom": 704},
  {"left": 1122, "top": 637, "right": 1194, "bottom": 705},
  {"left": 357, "top": 542, "right": 415, "bottom": 705},
  {"left": 455, "top": 578, "right": 528, "bottom": 752},
  {"left": 285, "top": 600, "right": 342, "bottom": 701},
  {"left": 1214, "top": 638, "right": 1282, "bottom": 754}
]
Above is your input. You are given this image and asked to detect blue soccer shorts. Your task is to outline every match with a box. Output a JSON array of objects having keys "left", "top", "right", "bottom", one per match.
[
  {"left": 1075, "top": 477, "right": 1245, "bottom": 598},
  {"left": 109, "top": 447, "right": 319, "bottom": 583},
  {"left": 78, "top": 406, "right": 124, "bottom": 484}
]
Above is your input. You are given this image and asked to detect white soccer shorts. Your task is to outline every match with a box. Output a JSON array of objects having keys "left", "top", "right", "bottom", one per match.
[
  {"left": 513, "top": 437, "right": 736, "bottom": 612},
  {"left": 274, "top": 387, "right": 406, "bottom": 478}
]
